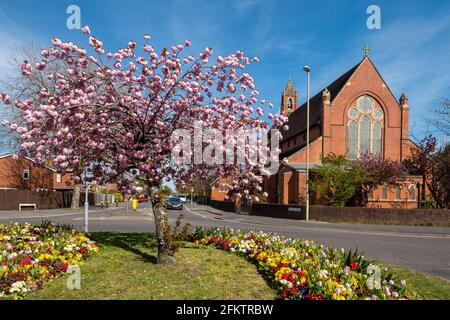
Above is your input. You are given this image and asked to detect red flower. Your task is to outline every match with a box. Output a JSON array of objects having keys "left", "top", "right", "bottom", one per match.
[
  {"left": 281, "top": 274, "right": 290, "bottom": 280},
  {"left": 350, "top": 262, "right": 359, "bottom": 270},
  {"left": 20, "top": 257, "right": 32, "bottom": 266},
  {"left": 222, "top": 239, "right": 231, "bottom": 250},
  {"left": 306, "top": 294, "right": 326, "bottom": 300},
  {"left": 57, "top": 263, "right": 69, "bottom": 272}
]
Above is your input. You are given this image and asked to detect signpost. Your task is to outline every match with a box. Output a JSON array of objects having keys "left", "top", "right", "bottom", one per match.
[{"left": 82, "top": 167, "right": 94, "bottom": 233}]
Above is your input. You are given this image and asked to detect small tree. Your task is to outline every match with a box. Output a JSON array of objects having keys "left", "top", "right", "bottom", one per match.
[
  {"left": 405, "top": 135, "right": 450, "bottom": 208},
  {"left": 0, "top": 26, "right": 286, "bottom": 263},
  {"left": 352, "top": 153, "right": 404, "bottom": 207},
  {"left": 431, "top": 97, "right": 450, "bottom": 137},
  {"left": 310, "top": 154, "right": 365, "bottom": 207}
]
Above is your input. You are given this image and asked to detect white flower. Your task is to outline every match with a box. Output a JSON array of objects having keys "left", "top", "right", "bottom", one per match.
[
  {"left": 318, "top": 270, "right": 329, "bottom": 280},
  {"left": 10, "top": 281, "right": 29, "bottom": 293}
]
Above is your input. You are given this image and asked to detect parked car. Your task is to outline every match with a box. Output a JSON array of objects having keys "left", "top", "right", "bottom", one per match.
[
  {"left": 177, "top": 195, "right": 187, "bottom": 203},
  {"left": 166, "top": 197, "right": 183, "bottom": 210},
  {"left": 138, "top": 194, "right": 148, "bottom": 202}
]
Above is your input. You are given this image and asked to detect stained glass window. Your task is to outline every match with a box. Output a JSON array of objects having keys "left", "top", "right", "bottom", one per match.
[
  {"left": 348, "top": 121, "right": 358, "bottom": 159},
  {"left": 408, "top": 185, "right": 415, "bottom": 200},
  {"left": 359, "top": 116, "right": 371, "bottom": 155},
  {"left": 357, "top": 96, "right": 374, "bottom": 114},
  {"left": 373, "top": 121, "right": 382, "bottom": 155},
  {"left": 347, "top": 95, "right": 384, "bottom": 158}
]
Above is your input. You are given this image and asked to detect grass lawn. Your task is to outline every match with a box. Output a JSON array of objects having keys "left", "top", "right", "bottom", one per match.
[
  {"left": 376, "top": 262, "right": 450, "bottom": 300},
  {"left": 26, "top": 232, "right": 449, "bottom": 300},
  {"left": 27, "top": 232, "right": 276, "bottom": 300}
]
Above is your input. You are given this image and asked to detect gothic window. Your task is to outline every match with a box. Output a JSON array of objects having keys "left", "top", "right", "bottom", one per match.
[
  {"left": 373, "top": 121, "right": 382, "bottom": 155},
  {"left": 347, "top": 95, "right": 384, "bottom": 159},
  {"left": 381, "top": 185, "right": 388, "bottom": 200},
  {"left": 288, "top": 98, "right": 293, "bottom": 110},
  {"left": 408, "top": 185, "right": 415, "bottom": 200},
  {"left": 395, "top": 186, "right": 402, "bottom": 200},
  {"left": 348, "top": 121, "right": 358, "bottom": 159},
  {"left": 360, "top": 116, "right": 371, "bottom": 155}
]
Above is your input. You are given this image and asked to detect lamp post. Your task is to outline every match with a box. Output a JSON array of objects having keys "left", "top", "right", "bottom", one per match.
[
  {"left": 303, "top": 65, "right": 311, "bottom": 222},
  {"left": 416, "top": 182, "right": 422, "bottom": 208},
  {"left": 190, "top": 187, "right": 194, "bottom": 205}
]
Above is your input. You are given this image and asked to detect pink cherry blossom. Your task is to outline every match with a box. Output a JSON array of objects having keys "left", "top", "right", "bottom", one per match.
[
  {"left": 81, "top": 25, "right": 91, "bottom": 35},
  {"left": 0, "top": 27, "right": 288, "bottom": 261}
]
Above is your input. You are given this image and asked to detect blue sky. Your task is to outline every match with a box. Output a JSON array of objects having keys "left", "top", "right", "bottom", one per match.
[{"left": 0, "top": 0, "right": 449, "bottom": 147}]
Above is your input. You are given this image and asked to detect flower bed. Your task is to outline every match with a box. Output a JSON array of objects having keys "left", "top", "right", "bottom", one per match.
[
  {"left": 0, "top": 221, "right": 98, "bottom": 299},
  {"left": 188, "top": 227, "right": 407, "bottom": 300}
]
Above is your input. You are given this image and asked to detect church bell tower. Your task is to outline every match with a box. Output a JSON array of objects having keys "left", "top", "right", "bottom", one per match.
[{"left": 280, "top": 78, "right": 298, "bottom": 116}]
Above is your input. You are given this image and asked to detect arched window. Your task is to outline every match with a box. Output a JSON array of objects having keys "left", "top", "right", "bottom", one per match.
[
  {"left": 348, "top": 121, "right": 358, "bottom": 159},
  {"left": 288, "top": 98, "right": 293, "bottom": 109},
  {"left": 346, "top": 95, "right": 384, "bottom": 159},
  {"left": 381, "top": 185, "right": 388, "bottom": 200},
  {"left": 373, "top": 121, "right": 382, "bottom": 155},
  {"left": 408, "top": 185, "right": 415, "bottom": 200},
  {"left": 359, "top": 116, "right": 371, "bottom": 155},
  {"left": 395, "top": 186, "right": 402, "bottom": 200}
]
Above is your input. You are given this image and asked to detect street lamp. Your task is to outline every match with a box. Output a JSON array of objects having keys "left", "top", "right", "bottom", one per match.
[
  {"left": 190, "top": 187, "right": 194, "bottom": 205},
  {"left": 416, "top": 182, "right": 422, "bottom": 208},
  {"left": 303, "top": 65, "right": 311, "bottom": 222}
]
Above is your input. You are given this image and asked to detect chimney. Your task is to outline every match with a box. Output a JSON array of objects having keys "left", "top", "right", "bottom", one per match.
[
  {"left": 322, "top": 88, "right": 332, "bottom": 157},
  {"left": 399, "top": 93, "right": 409, "bottom": 160}
]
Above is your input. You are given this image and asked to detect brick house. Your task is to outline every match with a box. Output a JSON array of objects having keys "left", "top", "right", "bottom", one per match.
[
  {"left": 262, "top": 52, "right": 422, "bottom": 208},
  {"left": 0, "top": 153, "right": 74, "bottom": 191}
]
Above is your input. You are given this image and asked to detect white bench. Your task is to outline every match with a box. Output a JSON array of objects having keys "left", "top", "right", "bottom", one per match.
[{"left": 19, "top": 203, "right": 36, "bottom": 211}]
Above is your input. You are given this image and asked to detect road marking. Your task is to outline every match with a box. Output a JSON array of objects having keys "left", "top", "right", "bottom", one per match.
[
  {"left": 186, "top": 208, "right": 450, "bottom": 239},
  {"left": 73, "top": 216, "right": 154, "bottom": 221},
  {"left": 185, "top": 206, "right": 209, "bottom": 219},
  {"left": 0, "top": 206, "right": 123, "bottom": 220}
]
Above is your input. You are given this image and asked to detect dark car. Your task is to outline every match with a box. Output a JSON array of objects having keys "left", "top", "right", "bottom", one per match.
[{"left": 166, "top": 197, "right": 183, "bottom": 210}]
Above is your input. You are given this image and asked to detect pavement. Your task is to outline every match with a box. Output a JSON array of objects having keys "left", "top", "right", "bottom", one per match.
[{"left": 0, "top": 202, "right": 449, "bottom": 281}]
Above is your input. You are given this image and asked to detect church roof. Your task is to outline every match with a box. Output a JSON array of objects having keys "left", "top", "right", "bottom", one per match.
[{"left": 281, "top": 60, "right": 363, "bottom": 143}]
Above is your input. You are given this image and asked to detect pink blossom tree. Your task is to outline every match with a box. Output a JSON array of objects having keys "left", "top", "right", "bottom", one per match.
[
  {"left": 0, "top": 26, "right": 286, "bottom": 263},
  {"left": 353, "top": 153, "right": 405, "bottom": 206}
]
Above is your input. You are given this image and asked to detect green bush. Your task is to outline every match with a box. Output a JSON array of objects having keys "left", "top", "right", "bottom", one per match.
[{"left": 114, "top": 193, "right": 124, "bottom": 202}]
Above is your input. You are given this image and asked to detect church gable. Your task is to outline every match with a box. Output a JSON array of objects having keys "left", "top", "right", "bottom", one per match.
[
  {"left": 325, "top": 56, "right": 407, "bottom": 161},
  {"left": 330, "top": 56, "right": 402, "bottom": 130},
  {"left": 278, "top": 50, "right": 410, "bottom": 163}
]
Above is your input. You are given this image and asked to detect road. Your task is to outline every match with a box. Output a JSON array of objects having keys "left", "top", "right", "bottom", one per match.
[{"left": 0, "top": 203, "right": 449, "bottom": 281}]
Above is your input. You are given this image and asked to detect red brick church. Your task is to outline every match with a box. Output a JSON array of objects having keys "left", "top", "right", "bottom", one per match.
[{"left": 263, "top": 50, "right": 422, "bottom": 208}]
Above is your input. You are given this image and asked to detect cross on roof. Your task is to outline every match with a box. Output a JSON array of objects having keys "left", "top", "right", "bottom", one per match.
[{"left": 364, "top": 44, "right": 370, "bottom": 57}]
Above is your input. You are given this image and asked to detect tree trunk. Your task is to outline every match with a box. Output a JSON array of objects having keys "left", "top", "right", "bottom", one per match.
[
  {"left": 71, "top": 184, "right": 81, "bottom": 209},
  {"left": 149, "top": 186, "right": 176, "bottom": 264},
  {"left": 234, "top": 197, "right": 241, "bottom": 214}
]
